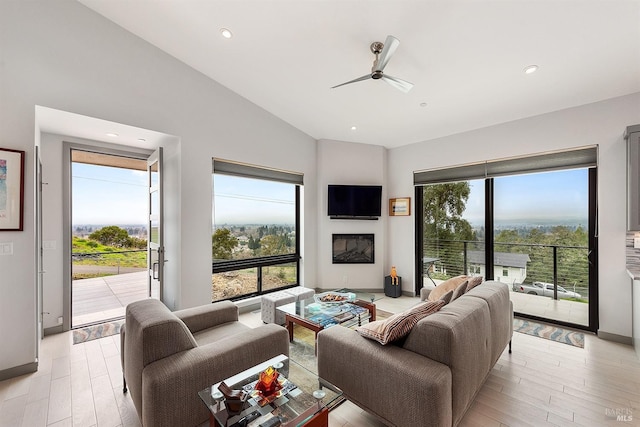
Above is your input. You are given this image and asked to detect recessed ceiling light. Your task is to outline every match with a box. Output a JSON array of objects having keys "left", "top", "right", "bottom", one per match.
[
  {"left": 523, "top": 65, "right": 539, "bottom": 74},
  {"left": 420, "top": 102, "right": 428, "bottom": 107},
  {"left": 137, "top": 138, "right": 146, "bottom": 143},
  {"left": 351, "top": 126, "right": 357, "bottom": 131},
  {"left": 106, "top": 133, "right": 119, "bottom": 137},
  {"left": 220, "top": 28, "right": 233, "bottom": 39}
]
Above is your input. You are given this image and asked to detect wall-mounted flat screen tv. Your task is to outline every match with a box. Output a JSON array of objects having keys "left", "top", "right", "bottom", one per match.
[{"left": 327, "top": 184, "right": 382, "bottom": 219}]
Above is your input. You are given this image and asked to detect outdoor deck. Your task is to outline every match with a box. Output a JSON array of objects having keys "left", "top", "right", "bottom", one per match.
[{"left": 72, "top": 270, "right": 148, "bottom": 327}]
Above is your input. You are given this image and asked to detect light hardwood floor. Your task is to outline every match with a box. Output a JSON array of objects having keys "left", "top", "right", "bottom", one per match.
[{"left": 1, "top": 295, "right": 638, "bottom": 427}]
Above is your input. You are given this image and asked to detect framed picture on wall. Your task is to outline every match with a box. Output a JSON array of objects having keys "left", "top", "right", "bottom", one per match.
[
  {"left": 0, "top": 148, "right": 25, "bottom": 231},
  {"left": 389, "top": 197, "right": 411, "bottom": 216}
]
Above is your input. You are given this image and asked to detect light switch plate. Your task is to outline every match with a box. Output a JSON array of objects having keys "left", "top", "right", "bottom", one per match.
[{"left": 0, "top": 242, "right": 13, "bottom": 255}]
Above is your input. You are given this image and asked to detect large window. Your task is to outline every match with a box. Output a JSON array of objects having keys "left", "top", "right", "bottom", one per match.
[
  {"left": 415, "top": 147, "right": 598, "bottom": 332},
  {"left": 212, "top": 159, "right": 301, "bottom": 301}
]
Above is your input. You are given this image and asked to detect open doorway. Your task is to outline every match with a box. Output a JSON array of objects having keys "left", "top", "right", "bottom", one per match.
[{"left": 70, "top": 150, "right": 149, "bottom": 328}]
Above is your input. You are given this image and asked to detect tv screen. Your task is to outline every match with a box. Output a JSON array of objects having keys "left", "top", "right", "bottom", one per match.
[{"left": 327, "top": 185, "right": 382, "bottom": 219}]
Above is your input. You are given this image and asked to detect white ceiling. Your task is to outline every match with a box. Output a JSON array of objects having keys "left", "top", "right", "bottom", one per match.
[{"left": 78, "top": 0, "right": 640, "bottom": 149}]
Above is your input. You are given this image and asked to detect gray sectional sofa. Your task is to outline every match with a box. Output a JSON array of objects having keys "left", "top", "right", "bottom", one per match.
[{"left": 317, "top": 280, "right": 513, "bottom": 427}]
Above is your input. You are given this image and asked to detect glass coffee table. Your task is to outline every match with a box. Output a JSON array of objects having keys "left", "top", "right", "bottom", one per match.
[
  {"left": 198, "top": 354, "right": 342, "bottom": 427},
  {"left": 278, "top": 294, "right": 376, "bottom": 354}
]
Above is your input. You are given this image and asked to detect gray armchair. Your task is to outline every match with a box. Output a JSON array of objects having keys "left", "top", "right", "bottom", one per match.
[{"left": 120, "top": 298, "right": 289, "bottom": 427}]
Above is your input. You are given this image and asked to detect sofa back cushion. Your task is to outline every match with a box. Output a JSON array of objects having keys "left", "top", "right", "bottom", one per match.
[{"left": 124, "top": 299, "right": 197, "bottom": 416}]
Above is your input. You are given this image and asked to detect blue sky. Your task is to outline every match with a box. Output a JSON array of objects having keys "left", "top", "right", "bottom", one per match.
[
  {"left": 212, "top": 175, "right": 295, "bottom": 225},
  {"left": 72, "top": 162, "right": 588, "bottom": 227},
  {"left": 463, "top": 168, "right": 589, "bottom": 225},
  {"left": 72, "top": 163, "right": 147, "bottom": 224}
]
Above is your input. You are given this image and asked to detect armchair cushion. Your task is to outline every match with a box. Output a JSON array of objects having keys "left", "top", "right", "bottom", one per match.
[{"left": 173, "top": 300, "right": 238, "bottom": 333}]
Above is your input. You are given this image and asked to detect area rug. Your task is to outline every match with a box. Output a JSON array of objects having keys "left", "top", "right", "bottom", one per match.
[
  {"left": 513, "top": 318, "right": 585, "bottom": 348},
  {"left": 73, "top": 319, "right": 124, "bottom": 344}
]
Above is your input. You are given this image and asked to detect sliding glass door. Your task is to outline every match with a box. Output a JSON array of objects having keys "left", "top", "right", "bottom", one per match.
[
  {"left": 494, "top": 169, "right": 590, "bottom": 327},
  {"left": 415, "top": 147, "right": 598, "bottom": 331}
]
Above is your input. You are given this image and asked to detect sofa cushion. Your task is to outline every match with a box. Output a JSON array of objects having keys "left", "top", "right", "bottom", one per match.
[
  {"left": 191, "top": 321, "right": 252, "bottom": 346},
  {"left": 356, "top": 300, "right": 445, "bottom": 345},
  {"left": 427, "top": 275, "right": 468, "bottom": 301}
]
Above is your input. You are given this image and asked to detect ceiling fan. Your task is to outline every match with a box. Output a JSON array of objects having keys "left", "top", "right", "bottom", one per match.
[{"left": 331, "top": 35, "right": 413, "bottom": 93}]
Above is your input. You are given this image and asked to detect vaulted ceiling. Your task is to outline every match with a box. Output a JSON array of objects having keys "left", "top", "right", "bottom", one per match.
[{"left": 78, "top": 0, "right": 640, "bottom": 148}]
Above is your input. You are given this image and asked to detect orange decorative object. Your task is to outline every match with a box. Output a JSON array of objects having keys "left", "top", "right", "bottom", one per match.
[
  {"left": 255, "top": 366, "right": 282, "bottom": 398},
  {"left": 390, "top": 266, "right": 399, "bottom": 285}
]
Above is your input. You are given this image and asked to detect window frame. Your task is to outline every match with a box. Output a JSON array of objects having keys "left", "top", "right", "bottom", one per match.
[{"left": 212, "top": 161, "right": 302, "bottom": 301}]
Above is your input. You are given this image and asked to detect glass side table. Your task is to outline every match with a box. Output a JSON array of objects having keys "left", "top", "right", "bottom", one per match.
[{"left": 198, "top": 354, "right": 342, "bottom": 427}]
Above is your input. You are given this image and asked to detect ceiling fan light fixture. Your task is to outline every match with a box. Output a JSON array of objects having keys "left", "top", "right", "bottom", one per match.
[
  {"left": 331, "top": 35, "right": 412, "bottom": 93},
  {"left": 524, "top": 64, "right": 539, "bottom": 74},
  {"left": 220, "top": 28, "right": 233, "bottom": 39}
]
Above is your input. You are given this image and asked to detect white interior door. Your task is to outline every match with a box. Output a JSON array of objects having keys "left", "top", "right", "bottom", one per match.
[{"left": 147, "top": 147, "right": 163, "bottom": 300}]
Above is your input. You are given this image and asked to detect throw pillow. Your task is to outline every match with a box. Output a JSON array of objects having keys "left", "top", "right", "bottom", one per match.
[
  {"left": 356, "top": 300, "right": 445, "bottom": 345},
  {"left": 439, "top": 289, "right": 455, "bottom": 305},
  {"left": 451, "top": 280, "right": 468, "bottom": 301},
  {"left": 465, "top": 276, "right": 484, "bottom": 292},
  {"left": 427, "top": 275, "right": 468, "bottom": 301}
]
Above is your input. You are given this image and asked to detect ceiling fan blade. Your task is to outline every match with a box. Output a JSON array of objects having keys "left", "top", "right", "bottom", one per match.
[
  {"left": 376, "top": 35, "right": 400, "bottom": 72},
  {"left": 331, "top": 74, "right": 371, "bottom": 89},
  {"left": 382, "top": 75, "right": 414, "bottom": 93}
]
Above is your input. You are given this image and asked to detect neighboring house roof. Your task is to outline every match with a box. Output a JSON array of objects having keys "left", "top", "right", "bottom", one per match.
[{"left": 468, "top": 251, "right": 531, "bottom": 268}]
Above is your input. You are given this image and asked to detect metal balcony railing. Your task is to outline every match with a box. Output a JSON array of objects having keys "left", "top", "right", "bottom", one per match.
[{"left": 423, "top": 239, "right": 589, "bottom": 301}]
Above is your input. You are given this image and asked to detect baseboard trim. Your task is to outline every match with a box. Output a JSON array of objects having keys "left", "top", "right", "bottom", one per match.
[
  {"left": 598, "top": 330, "right": 633, "bottom": 345},
  {"left": 0, "top": 361, "right": 38, "bottom": 381},
  {"left": 44, "top": 325, "right": 63, "bottom": 336}
]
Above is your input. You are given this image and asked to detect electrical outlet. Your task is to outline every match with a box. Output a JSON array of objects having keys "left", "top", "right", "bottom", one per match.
[
  {"left": 342, "top": 275, "right": 348, "bottom": 285},
  {"left": 57, "top": 316, "right": 63, "bottom": 325}
]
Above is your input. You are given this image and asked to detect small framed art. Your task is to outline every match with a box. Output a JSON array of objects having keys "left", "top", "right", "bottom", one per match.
[
  {"left": 389, "top": 197, "right": 411, "bottom": 216},
  {"left": 0, "top": 148, "right": 25, "bottom": 231}
]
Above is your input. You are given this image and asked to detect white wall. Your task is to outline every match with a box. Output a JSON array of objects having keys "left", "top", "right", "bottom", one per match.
[
  {"left": 0, "top": 0, "right": 317, "bottom": 375},
  {"left": 387, "top": 92, "right": 640, "bottom": 338},
  {"left": 316, "top": 140, "right": 387, "bottom": 290}
]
